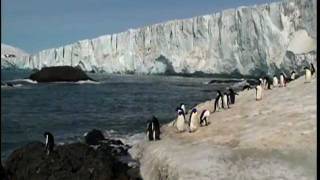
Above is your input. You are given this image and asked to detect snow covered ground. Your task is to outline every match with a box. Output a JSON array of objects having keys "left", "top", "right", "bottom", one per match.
[{"left": 131, "top": 76, "right": 316, "bottom": 180}]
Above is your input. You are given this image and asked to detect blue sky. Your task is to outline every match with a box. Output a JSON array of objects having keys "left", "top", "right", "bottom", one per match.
[{"left": 2, "top": 0, "right": 277, "bottom": 54}]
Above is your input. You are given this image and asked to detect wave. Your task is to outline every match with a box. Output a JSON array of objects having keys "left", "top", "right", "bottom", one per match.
[
  {"left": 75, "top": 80, "right": 101, "bottom": 84},
  {"left": 1, "top": 83, "right": 23, "bottom": 89},
  {"left": 10, "top": 79, "right": 38, "bottom": 84}
]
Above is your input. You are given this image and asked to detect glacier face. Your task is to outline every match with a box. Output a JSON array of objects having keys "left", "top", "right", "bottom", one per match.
[{"left": 2, "top": 0, "right": 316, "bottom": 76}]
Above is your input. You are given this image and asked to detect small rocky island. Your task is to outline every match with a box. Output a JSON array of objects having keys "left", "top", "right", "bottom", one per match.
[
  {"left": 2, "top": 129, "right": 141, "bottom": 180},
  {"left": 29, "top": 66, "right": 95, "bottom": 82}
]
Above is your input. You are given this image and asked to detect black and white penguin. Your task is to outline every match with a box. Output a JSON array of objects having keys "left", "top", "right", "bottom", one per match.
[
  {"left": 176, "top": 107, "right": 185, "bottom": 119},
  {"left": 228, "top": 88, "right": 238, "bottom": 104},
  {"left": 255, "top": 84, "right": 262, "bottom": 101},
  {"left": 175, "top": 109, "right": 186, "bottom": 132},
  {"left": 279, "top": 73, "right": 286, "bottom": 87},
  {"left": 200, "top": 109, "right": 210, "bottom": 126},
  {"left": 189, "top": 108, "right": 199, "bottom": 132},
  {"left": 44, "top": 132, "right": 54, "bottom": 155},
  {"left": 264, "top": 76, "right": 272, "bottom": 90},
  {"left": 223, "top": 92, "right": 230, "bottom": 109},
  {"left": 180, "top": 103, "right": 187, "bottom": 115},
  {"left": 146, "top": 116, "right": 161, "bottom": 141},
  {"left": 304, "top": 66, "right": 312, "bottom": 83},
  {"left": 310, "top": 63, "right": 316, "bottom": 76},
  {"left": 290, "top": 71, "right": 296, "bottom": 81},
  {"left": 213, "top": 90, "right": 223, "bottom": 112},
  {"left": 151, "top": 116, "right": 160, "bottom": 140},
  {"left": 146, "top": 120, "right": 154, "bottom": 140},
  {"left": 272, "top": 75, "right": 278, "bottom": 87}
]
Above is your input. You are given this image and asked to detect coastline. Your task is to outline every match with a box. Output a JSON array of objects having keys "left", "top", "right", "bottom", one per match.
[{"left": 130, "top": 76, "right": 316, "bottom": 180}]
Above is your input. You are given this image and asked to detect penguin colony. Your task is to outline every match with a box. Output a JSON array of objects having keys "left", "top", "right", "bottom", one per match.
[{"left": 171, "top": 62, "right": 315, "bottom": 134}]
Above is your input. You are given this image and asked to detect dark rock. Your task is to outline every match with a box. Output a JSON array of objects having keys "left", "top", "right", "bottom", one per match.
[
  {"left": 4, "top": 141, "right": 141, "bottom": 180},
  {"left": 84, "top": 129, "right": 106, "bottom": 145},
  {"left": 29, "top": 66, "right": 95, "bottom": 83}
]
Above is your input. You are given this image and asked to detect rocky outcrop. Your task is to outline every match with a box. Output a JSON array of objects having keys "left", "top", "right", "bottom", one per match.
[
  {"left": 3, "top": 131, "right": 141, "bottom": 180},
  {"left": 29, "top": 66, "right": 94, "bottom": 82},
  {"left": 1, "top": 0, "right": 316, "bottom": 76}
]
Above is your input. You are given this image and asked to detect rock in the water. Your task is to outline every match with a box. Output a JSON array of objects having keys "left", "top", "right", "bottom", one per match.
[
  {"left": 4, "top": 141, "right": 141, "bottom": 180},
  {"left": 84, "top": 129, "right": 106, "bottom": 145},
  {"left": 29, "top": 66, "right": 94, "bottom": 82}
]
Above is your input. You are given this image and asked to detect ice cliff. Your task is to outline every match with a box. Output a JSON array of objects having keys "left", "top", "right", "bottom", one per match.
[{"left": 1, "top": 0, "right": 316, "bottom": 76}]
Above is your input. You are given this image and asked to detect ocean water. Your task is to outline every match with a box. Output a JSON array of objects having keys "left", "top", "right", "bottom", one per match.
[{"left": 1, "top": 69, "right": 241, "bottom": 160}]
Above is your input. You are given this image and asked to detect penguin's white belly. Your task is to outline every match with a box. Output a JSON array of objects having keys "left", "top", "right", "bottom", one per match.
[
  {"left": 223, "top": 95, "right": 228, "bottom": 108},
  {"left": 190, "top": 117, "right": 199, "bottom": 131},
  {"left": 291, "top": 74, "right": 295, "bottom": 80},
  {"left": 305, "top": 70, "right": 311, "bottom": 82},
  {"left": 273, "top": 78, "right": 278, "bottom": 87},
  {"left": 218, "top": 98, "right": 223, "bottom": 109},
  {"left": 256, "top": 86, "right": 262, "bottom": 100},
  {"left": 176, "top": 116, "right": 185, "bottom": 131}
]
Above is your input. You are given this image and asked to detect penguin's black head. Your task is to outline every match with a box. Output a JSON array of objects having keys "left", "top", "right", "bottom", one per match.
[
  {"left": 44, "top": 132, "right": 51, "bottom": 137},
  {"left": 304, "top": 66, "right": 309, "bottom": 70},
  {"left": 178, "top": 110, "right": 184, "bottom": 115},
  {"left": 191, "top": 108, "right": 197, "bottom": 113},
  {"left": 152, "top": 116, "right": 158, "bottom": 121}
]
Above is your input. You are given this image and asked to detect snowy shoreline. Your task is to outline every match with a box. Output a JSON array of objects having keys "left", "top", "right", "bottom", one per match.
[{"left": 130, "top": 76, "right": 316, "bottom": 180}]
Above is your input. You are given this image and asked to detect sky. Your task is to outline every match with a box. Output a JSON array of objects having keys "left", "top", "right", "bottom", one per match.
[{"left": 2, "top": 0, "right": 278, "bottom": 54}]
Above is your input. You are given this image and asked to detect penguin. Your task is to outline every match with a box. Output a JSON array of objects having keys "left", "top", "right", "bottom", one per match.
[
  {"left": 272, "top": 75, "right": 278, "bottom": 87},
  {"left": 264, "top": 76, "right": 272, "bottom": 90},
  {"left": 228, "top": 88, "right": 238, "bottom": 104},
  {"left": 146, "top": 120, "right": 154, "bottom": 140},
  {"left": 223, "top": 92, "right": 230, "bottom": 109},
  {"left": 213, "top": 90, "right": 223, "bottom": 112},
  {"left": 189, "top": 108, "right": 199, "bottom": 132},
  {"left": 200, "top": 109, "right": 210, "bottom": 126},
  {"left": 290, "top": 71, "right": 296, "bottom": 81},
  {"left": 304, "top": 66, "right": 312, "bottom": 83},
  {"left": 262, "top": 77, "right": 268, "bottom": 89},
  {"left": 44, "top": 132, "right": 54, "bottom": 155},
  {"left": 146, "top": 116, "right": 161, "bottom": 141},
  {"left": 310, "top": 63, "right": 316, "bottom": 77},
  {"left": 175, "top": 109, "right": 186, "bottom": 132},
  {"left": 180, "top": 103, "right": 187, "bottom": 115},
  {"left": 255, "top": 84, "right": 262, "bottom": 101},
  {"left": 176, "top": 107, "right": 185, "bottom": 120},
  {"left": 279, "top": 73, "right": 286, "bottom": 87},
  {"left": 151, "top": 116, "right": 160, "bottom": 140}
]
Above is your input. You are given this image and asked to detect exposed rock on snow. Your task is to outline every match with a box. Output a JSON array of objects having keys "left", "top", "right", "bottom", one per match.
[{"left": 1, "top": 0, "right": 317, "bottom": 76}]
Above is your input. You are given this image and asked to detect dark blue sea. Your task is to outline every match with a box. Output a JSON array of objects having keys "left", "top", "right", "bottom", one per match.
[{"left": 1, "top": 69, "right": 243, "bottom": 160}]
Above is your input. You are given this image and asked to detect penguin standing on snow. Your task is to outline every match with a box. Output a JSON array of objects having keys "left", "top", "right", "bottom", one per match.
[
  {"left": 310, "top": 63, "right": 316, "bottom": 77},
  {"left": 189, "top": 108, "right": 199, "bottom": 132},
  {"left": 44, "top": 132, "right": 54, "bottom": 155},
  {"left": 264, "top": 76, "right": 272, "bottom": 90},
  {"left": 146, "top": 116, "right": 161, "bottom": 141},
  {"left": 304, "top": 66, "right": 312, "bottom": 83},
  {"left": 255, "top": 83, "right": 263, "bottom": 101},
  {"left": 290, "top": 71, "right": 296, "bottom": 81},
  {"left": 174, "top": 108, "right": 186, "bottom": 132},
  {"left": 223, "top": 92, "right": 230, "bottom": 109},
  {"left": 200, "top": 109, "right": 210, "bottom": 126},
  {"left": 279, "top": 73, "right": 286, "bottom": 87},
  {"left": 228, "top": 88, "right": 238, "bottom": 104},
  {"left": 213, "top": 90, "right": 223, "bottom": 112},
  {"left": 180, "top": 103, "right": 187, "bottom": 115},
  {"left": 272, "top": 75, "right": 278, "bottom": 87}
]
